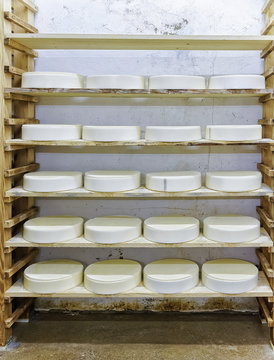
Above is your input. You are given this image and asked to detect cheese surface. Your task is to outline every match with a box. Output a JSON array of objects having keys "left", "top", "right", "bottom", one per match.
[
  {"left": 22, "top": 124, "right": 82, "bottom": 141},
  {"left": 145, "top": 126, "right": 201, "bottom": 142},
  {"left": 146, "top": 171, "right": 201, "bottom": 192},
  {"left": 86, "top": 75, "right": 145, "bottom": 89},
  {"left": 82, "top": 126, "right": 141, "bottom": 141},
  {"left": 205, "top": 125, "right": 262, "bottom": 141},
  {"left": 22, "top": 72, "right": 83, "bottom": 88},
  {"left": 208, "top": 75, "right": 265, "bottom": 89},
  {"left": 148, "top": 75, "right": 206, "bottom": 89}
]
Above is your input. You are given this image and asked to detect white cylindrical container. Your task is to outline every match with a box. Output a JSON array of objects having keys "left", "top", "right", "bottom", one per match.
[
  {"left": 203, "top": 215, "right": 260, "bottom": 243},
  {"left": 23, "top": 216, "right": 84, "bottom": 243},
  {"left": 202, "top": 258, "right": 258, "bottom": 294},
  {"left": 22, "top": 124, "right": 82, "bottom": 141},
  {"left": 22, "top": 72, "right": 84, "bottom": 88},
  {"left": 86, "top": 75, "right": 146, "bottom": 89},
  {"left": 84, "top": 216, "right": 142, "bottom": 244},
  {"left": 208, "top": 75, "right": 265, "bottom": 89},
  {"left": 146, "top": 171, "right": 201, "bottom": 192},
  {"left": 205, "top": 171, "right": 262, "bottom": 192},
  {"left": 148, "top": 75, "right": 206, "bottom": 89},
  {"left": 84, "top": 259, "right": 142, "bottom": 294},
  {"left": 24, "top": 259, "right": 84, "bottom": 294},
  {"left": 144, "top": 216, "right": 199, "bottom": 243},
  {"left": 82, "top": 126, "right": 141, "bottom": 141},
  {"left": 23, "top": 171, "right": 83, "bottom": 192},
  {"left": 84, "top": 170, "right": 141, "bottom": 192},
  {"left": 144, "top": 259, "right": 199, "bottom": 294},
  {"left": 145, "top": 126, "right": 202, "bottom": 142},
  {"left": 205, "top": 125, "right": 262, "bottom": 141}
]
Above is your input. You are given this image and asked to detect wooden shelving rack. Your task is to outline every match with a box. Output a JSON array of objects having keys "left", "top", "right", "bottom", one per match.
[{"left": 1, "top": 0, "right": 274, "bottom": 347}]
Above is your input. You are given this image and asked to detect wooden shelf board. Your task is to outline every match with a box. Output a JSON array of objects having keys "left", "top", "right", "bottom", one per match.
[
  {"left": 5, "top": 185, "right": 273, "bottom": 199},
  {"left": 5, "top": 272, "right": 272, "bottom": 298},
  {"left": 4, "top": 34, "right": 274, "bottom": 50},
  {"left": 5, "top": 229, "right": 272, "bottom": 248}
]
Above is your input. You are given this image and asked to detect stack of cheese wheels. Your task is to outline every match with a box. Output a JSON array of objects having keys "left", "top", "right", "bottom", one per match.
[
  {"left": 144, "top": 216, "right": 199, "bottom": 243},
  {"left": 203, "top": 215, "right": 260, "bottom": 243},
  {"left": 205, "top": 125, "right": 262, "bottom": 141},
  {"left": 84, "top": 259, "right": 142, "bottom": 294},
  {"left": 24, "top": 259, "right": 84, "bottom": 293},
  {"left": 22, "top": 124, "right": 82, "bottom": 141},
  {"left": 84, "top": 170, "right": 141, "bottom": 192},
  {"left": 148, "top": 75, "right": 206, "bottom": 89},
  {"left": 208, "top": 75, "right": 265, "bottom": 89},
  {"left": 23, "top": 216, "right": 84, "bottom": 243},
  {"left": 84, "top": 216, "right": 142, "bottom": 244},
  {"left": 86, "top": 75, "right": 146, "bottom": 89},
  {"left": 202, "top": 258, "right": 258, "bottom": 294},
  {"left": 144, "top": 259, "right": 199, "bottom": 293},
  {"left": 22, "top": 72, "right": 84, "bottom": 88},
  {"left": 205, "top": 171, "right": 262, "bottom": 192},
  {"left": 82, "top": 126, "right": 141, "bottom": 141},
  {"left": 145, "top": 126, "right": 201, "bottom": 142},
  {"left": 23, "top": 171, "right": 83, "bottom": 192},
  {"left": 146, "top": 171, "right": 201, "bottom": 192}
]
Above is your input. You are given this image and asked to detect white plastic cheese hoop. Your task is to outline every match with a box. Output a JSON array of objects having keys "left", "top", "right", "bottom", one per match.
[
  {"left": 205, "top": 125, "right": 262, "bottom": 141},
  {"left": 148, "top": 75, "right": 206, "bottom": 89},
  {"left": 146, "top": 171, "right": 201, "bottom": 192},
  {"left": 86, "top": 75, "right": 146, "bottom": 89},
  {"left": 145, "top": 126, "right": 202, "bottom": 142},
  {"left": 22, "top": 124, "right": 82, "bottom": 141},
  {"left": 22, "top": 72, "right": 84, "bottom": 88},
  {"left": 208, "top": 75, "right": 265, "bottom": 89},
  {"left": 82, "top": 126, "right": 141, "bottom": 141}
]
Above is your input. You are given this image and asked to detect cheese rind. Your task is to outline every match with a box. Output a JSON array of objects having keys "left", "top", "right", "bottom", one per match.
[
  {"left": 23, "top": 171, "right": 83, "bottom": 192},
  {"left": 84, "top": 259, "right": 142, "bottom": 294},
  {"left": 82, "top": 126, "right": 141, "bottom": 141},
  {"left": 148, "top": 75, "right": 206, "bottom": 89},
  {"left": 144, "top": 216, "right": 199, "bottom": 243},
  {"left": 205, "top": 171, "right": 262, "bottom": 192},
  {"left": 86, "top": 75, "right": 146, "bottom": 89},
  {"left": 22, "top": 124, "right": 82, "bottom": 140},
  {"left": 202, "top": 258, "right": 258, "bottom": 294},
  {"left": 146, "top": 171, "right": 201, "bottom": 192},
  {"left": 84, "top": 216, "right": 142, "bottom": 244},
  {"left": 208, "top": 75, "right": 265, "bottom": 89},
  {"left": 203, "top": 215, "right": 260, "bottom": 243},
  {"left": 205, "top": 125, "right": 262, "bottom": 141},
  {"left": 24, "top": 259, "right": 84, "bottom": 293},
  {"left": 23, "top": 216, "right": 84, "bottom": 243},
  {"left": 144, "top": 259, "right": 199, "bottom": 293},
  {"left": 145, "top": 126, "right": 202, "bottom": 142},
  {"left": 22, "top": 72, "right": 83, "bottom": 88}
]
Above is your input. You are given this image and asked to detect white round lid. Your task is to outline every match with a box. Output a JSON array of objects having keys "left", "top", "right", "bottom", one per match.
[
  {"left": 147, "top": 171, "right": 200, "bottom": 178},
  {"left": 85, "top": 170, "right": 140, "bottom": 178},
  {"left": 25, "top": 171, "right": 82, "bottom": 179},
  {"left": 207, "top": 171, "right": 260, "bottom": 178},
  {"left": 85, "top": 216, "right": 142, "bottom": 230},
  {"left": 203, "top": 215, "right": 259, "bottom": 230},
  {"left": 145, "top": 216, "right": 199, "bottom": 230},
  {"left": 24, "top": 216, "right": 84, "bottom": 229}
]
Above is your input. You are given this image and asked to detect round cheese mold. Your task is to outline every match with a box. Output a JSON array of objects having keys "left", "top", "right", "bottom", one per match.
[
  {"left": 144, "top": 216, "right": 199, "bottom": 243},
  {"left": 24, "top": 259, "right": 84, "bottom": 294},
  {"left": 22, "top": 72, "right": 84, "bottom": 88},
  {"left": 84, "top": 216, "right": 142, "bottom": 244},
  {"left": 205, "top": 171, "right": 262, "bottom": 192},
  {"left": 86, "top": 75, "right": 146, "bottom": 89},
  {"left": 82, "top": 126, "right": 141, "bottom": 141},
  {"left": 146, "top": 171, "right": 201, "bottom": 192},
  {"left": 22, "top": 124, "right": 82, "bottom": 141},
  {"left": 145, "top": 126, "right": 202, "bottom": 142},
  {"left": 208, "top": 75, "right": 265, "bottom": 89},
  {"left": 23, "top": 171, "right": 83, "bottom": 192},
  {"left": 148, "top": 75, "right": 206, "bottom": 89},
  {"left": 202, "top": 258, "right": 258, "bottom": 294},
  {"left": 144, "top": 259, "right": 199, "bottom": 294},
  {"left": 205, "top": 125, "right": 262, "bottom": 141},
  {"left": 84, "top": 170, "right": 141, "bottom": 192},
  {"left": 23, "top": 216, "right": 84, "bottom": 243},
  {"left": 84, "top": 259, "right": 142, "bottom": 294},
  {"left": 203, "top": 215, "right": 260, "bottom": 243}
]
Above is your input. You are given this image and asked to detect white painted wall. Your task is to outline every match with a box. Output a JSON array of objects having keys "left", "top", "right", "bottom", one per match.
[{"left": 33, "top": 0, "right": 265, "bottom": 311}]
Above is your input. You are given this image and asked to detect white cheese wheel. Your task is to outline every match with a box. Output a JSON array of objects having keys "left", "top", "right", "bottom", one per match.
[
  {"left": 22, "top": 72, "right": 83, "bottom": 88},
  {"left": 144, "top": 216, "right": 199, "bottom": 243},
  {"left": 84, "top": 170, "right": 141, "bottom": 192},
  {"left": 85, "top": 216, "right": 142, "bottom": 244},
  {"left": 205, "top": 125, "right": 262, "bottom": 141},
  {"left": 22, "top": 124, "right": 82, "bottom": 141},
  {"left": 205, "top": 171, "right": 262, "bottom": 192},
  {"left": 146, "top": 171, "right": 201, "bottom": 192},
  {"left": 84, "top": 259, "right": 142, "bottom": 294},
  {"left": 202, "top": 258, "right": 258, "bottom": 294},
  {"left": 208, "top": 75, "right": 265, "bottom": 89},
  {"left": 24, "top": 259, "right": 84, "bottom": 294},
  {"left": 203, "top": 215, "right": 260, "bottom": 243},
  {"left": 23, "top": 171, "right": 83, "bottom": 192},
  {"left": 82, "top": 126, "right": 141, "bottom": 141},
  {"left": 148, "top": 75, "right": 206, "bottom": 89},
  {"left": 144, "top": 259, "right": 199, "bottom": 294},
  {"left": 145, "top": 126, "right": 202, "bottom": 142},
  {"left": 86, "top": 75, "right": 146, "bottom": 89},
  {"left": 23, "top": 216, "right": 84, "bottom": 243}
]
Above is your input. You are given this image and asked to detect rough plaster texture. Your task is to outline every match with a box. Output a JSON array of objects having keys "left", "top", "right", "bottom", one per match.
[{"left": 32, "top": 0, "right": 265, "bottom": 311}]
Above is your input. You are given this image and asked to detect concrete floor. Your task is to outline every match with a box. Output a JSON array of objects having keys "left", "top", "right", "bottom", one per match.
[{"left": 0, "top": 312, "right": 272, "bottom": 360}]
